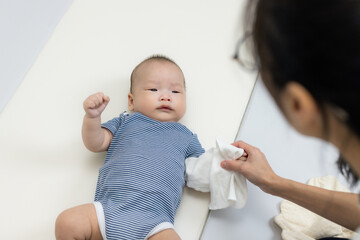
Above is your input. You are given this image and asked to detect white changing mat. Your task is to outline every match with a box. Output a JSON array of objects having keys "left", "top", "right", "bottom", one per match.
[{"left": 0, "top": 0, "right": 255, "bottom": 239}]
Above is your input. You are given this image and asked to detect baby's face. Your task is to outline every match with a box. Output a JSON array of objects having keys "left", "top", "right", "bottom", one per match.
[{"left": 128, "top": 61, "right": 186, "bottom": 122}]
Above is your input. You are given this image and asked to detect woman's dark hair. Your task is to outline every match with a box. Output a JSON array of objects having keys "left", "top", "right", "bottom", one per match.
[{"left": 246, "top": 0, "right": 360, "bottom": 184}]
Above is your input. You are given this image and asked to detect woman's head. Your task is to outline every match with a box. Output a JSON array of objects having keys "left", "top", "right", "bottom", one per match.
[{"left": 244, "top": 0, "right": 360, "bottom": 183}]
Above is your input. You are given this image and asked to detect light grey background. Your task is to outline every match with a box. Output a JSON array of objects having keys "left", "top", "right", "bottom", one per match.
[{"left": 0, "top": 0, "right": 73, "bottom": 113}]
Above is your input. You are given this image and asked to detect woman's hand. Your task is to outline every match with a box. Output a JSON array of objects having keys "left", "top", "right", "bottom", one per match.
[
  {"left": 221, "top": 140, "right": 279, "bottom": 194},
  {"left": 222, "top": 141, "right": 360, "bottom": 230}
]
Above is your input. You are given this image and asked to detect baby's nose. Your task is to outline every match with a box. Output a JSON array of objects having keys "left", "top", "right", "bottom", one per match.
[{"left": 160, "top": 94, "right": 171, "bottom": 101}]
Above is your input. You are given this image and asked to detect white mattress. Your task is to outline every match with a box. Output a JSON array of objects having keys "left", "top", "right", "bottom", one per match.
[{"left": 0, "top": 0, "right": 255, "bottom": 239}]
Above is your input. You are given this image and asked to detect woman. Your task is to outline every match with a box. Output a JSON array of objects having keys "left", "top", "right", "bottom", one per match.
[{"left": 221, "top": 0, "right": 360, "bottom": 235}]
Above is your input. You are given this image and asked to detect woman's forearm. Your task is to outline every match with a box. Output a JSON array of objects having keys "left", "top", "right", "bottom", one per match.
[
  {"left": 269, "top": 176, "right": 360, "bottom": 231},
  {"left": 222, "top": 141, "right": 360, "bottom": 230}
]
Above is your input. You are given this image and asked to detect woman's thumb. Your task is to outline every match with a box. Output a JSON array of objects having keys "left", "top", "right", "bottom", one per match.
[{"left": 221, "top": 160, "right": 236, "bottom": 171}]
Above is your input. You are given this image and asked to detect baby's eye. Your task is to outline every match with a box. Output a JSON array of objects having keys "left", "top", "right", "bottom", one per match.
[
  {"left": 172, "top": 90, "right": 180, "bottom": 93},
  {"left": 148, "top": 88, "right": 157, "bottom": 92}
]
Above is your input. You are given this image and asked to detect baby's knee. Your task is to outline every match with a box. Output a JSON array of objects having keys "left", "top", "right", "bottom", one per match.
[
  {"left": 55, "top": 209, "right": 75, "bottom": 239},
  {"left": 55, "top": 204, "right": 98, "bottom": 240},
  {"left": 148, "top": 229, "right": 181, "bottom": 240}
]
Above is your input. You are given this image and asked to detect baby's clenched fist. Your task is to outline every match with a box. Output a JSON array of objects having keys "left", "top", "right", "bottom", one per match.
[{"left": 83, "top": 92, "right": 110, "bottom": 118}]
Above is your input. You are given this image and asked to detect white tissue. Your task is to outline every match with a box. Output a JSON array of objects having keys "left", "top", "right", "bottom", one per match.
[{"left": 185, "top": 138, "right": 247, "bottom": 210}]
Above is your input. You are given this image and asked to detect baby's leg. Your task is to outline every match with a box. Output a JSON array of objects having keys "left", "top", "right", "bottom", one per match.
[
  {"left": 55, "top": 203, "right": 102, "bottom": 240},
  {"left": 148, "top": 229, "right": 181, "bottom": 240}
]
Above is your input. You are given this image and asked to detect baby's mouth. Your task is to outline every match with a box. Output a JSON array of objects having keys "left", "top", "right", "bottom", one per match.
[{"left": 157, "top": 105, "right": 173, "bottom": 111}]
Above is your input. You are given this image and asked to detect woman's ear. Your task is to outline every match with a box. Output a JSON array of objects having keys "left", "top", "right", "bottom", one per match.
[
  {"left": 280, "top": 81, "right": 322, "bottom": 137},
  {"left": 128, "top": 93, "right": 134, "bottom": 111}
]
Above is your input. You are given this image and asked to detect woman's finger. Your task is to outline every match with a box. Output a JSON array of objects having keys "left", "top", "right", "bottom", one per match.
[
  {"left": 232, "top": 140, "right": 256, "bottom": 157},
  {"left": 236, "top": 156, "right": 247, "bottom": 161}
]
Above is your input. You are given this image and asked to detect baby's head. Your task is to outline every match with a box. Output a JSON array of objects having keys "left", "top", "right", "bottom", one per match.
[{"left": 128, "top": 55, "right": 186, "bottom": 122}]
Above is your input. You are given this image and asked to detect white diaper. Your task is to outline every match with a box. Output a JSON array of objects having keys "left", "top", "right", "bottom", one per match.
[
  {"left": 93, "top": 202, "right": 107, "bottom": 240},
  {"left": 144, "top": 222, "right": 175, "bottom": 239},
  {"left": 93, "top": 201, "right": 175, "bottom": 240}
]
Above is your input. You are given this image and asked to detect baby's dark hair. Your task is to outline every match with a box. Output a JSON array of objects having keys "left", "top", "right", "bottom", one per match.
[
  {"left": 130, "top": 55, "right": 184, "bottom": 93},
  {"left": 245, "top": 0, "right": 360, "bottom": 184}
]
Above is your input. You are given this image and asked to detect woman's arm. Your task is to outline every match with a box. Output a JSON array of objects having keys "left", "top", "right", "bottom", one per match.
[
  {"left": 271, "top": 175, "right": 360, "bottom": 230},
  {"left": 221, "top": 140, "right": 360, "bottom": 230},
  {"left": 82, "top": 92, "right": 113, "bottom": 152}
]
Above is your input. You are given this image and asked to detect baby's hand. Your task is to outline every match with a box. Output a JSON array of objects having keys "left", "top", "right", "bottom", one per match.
[{"left": 83, "top": 92, "right": 110, "bottom": 118}]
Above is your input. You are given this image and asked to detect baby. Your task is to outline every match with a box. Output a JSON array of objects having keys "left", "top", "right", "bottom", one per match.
[{"left": 55, "top": 55, "right": 205, "bottom": 240}]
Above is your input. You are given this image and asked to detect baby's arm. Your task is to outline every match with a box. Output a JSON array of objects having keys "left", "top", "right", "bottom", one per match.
[{"left": 82, "top": 92, "right": 113, "bottom": 152}]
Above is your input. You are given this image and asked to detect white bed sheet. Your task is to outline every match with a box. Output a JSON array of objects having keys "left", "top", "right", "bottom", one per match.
[{"left": 0, "top": 0, "right": 256, "bottom": 239}]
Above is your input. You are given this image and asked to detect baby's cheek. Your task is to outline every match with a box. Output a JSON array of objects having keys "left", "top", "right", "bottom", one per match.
[{"left": 178, "top": 103, "right": 187, "bottom": 119}]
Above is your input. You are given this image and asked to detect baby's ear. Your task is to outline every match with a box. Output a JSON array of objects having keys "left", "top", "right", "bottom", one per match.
[{"left": 128, "top": 93, "right": 134, "bottom": 111}]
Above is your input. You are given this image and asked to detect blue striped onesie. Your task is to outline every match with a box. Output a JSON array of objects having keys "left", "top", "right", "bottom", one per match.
[{"left": 94, "top": 112, "right": 204, "bottom": 240}]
